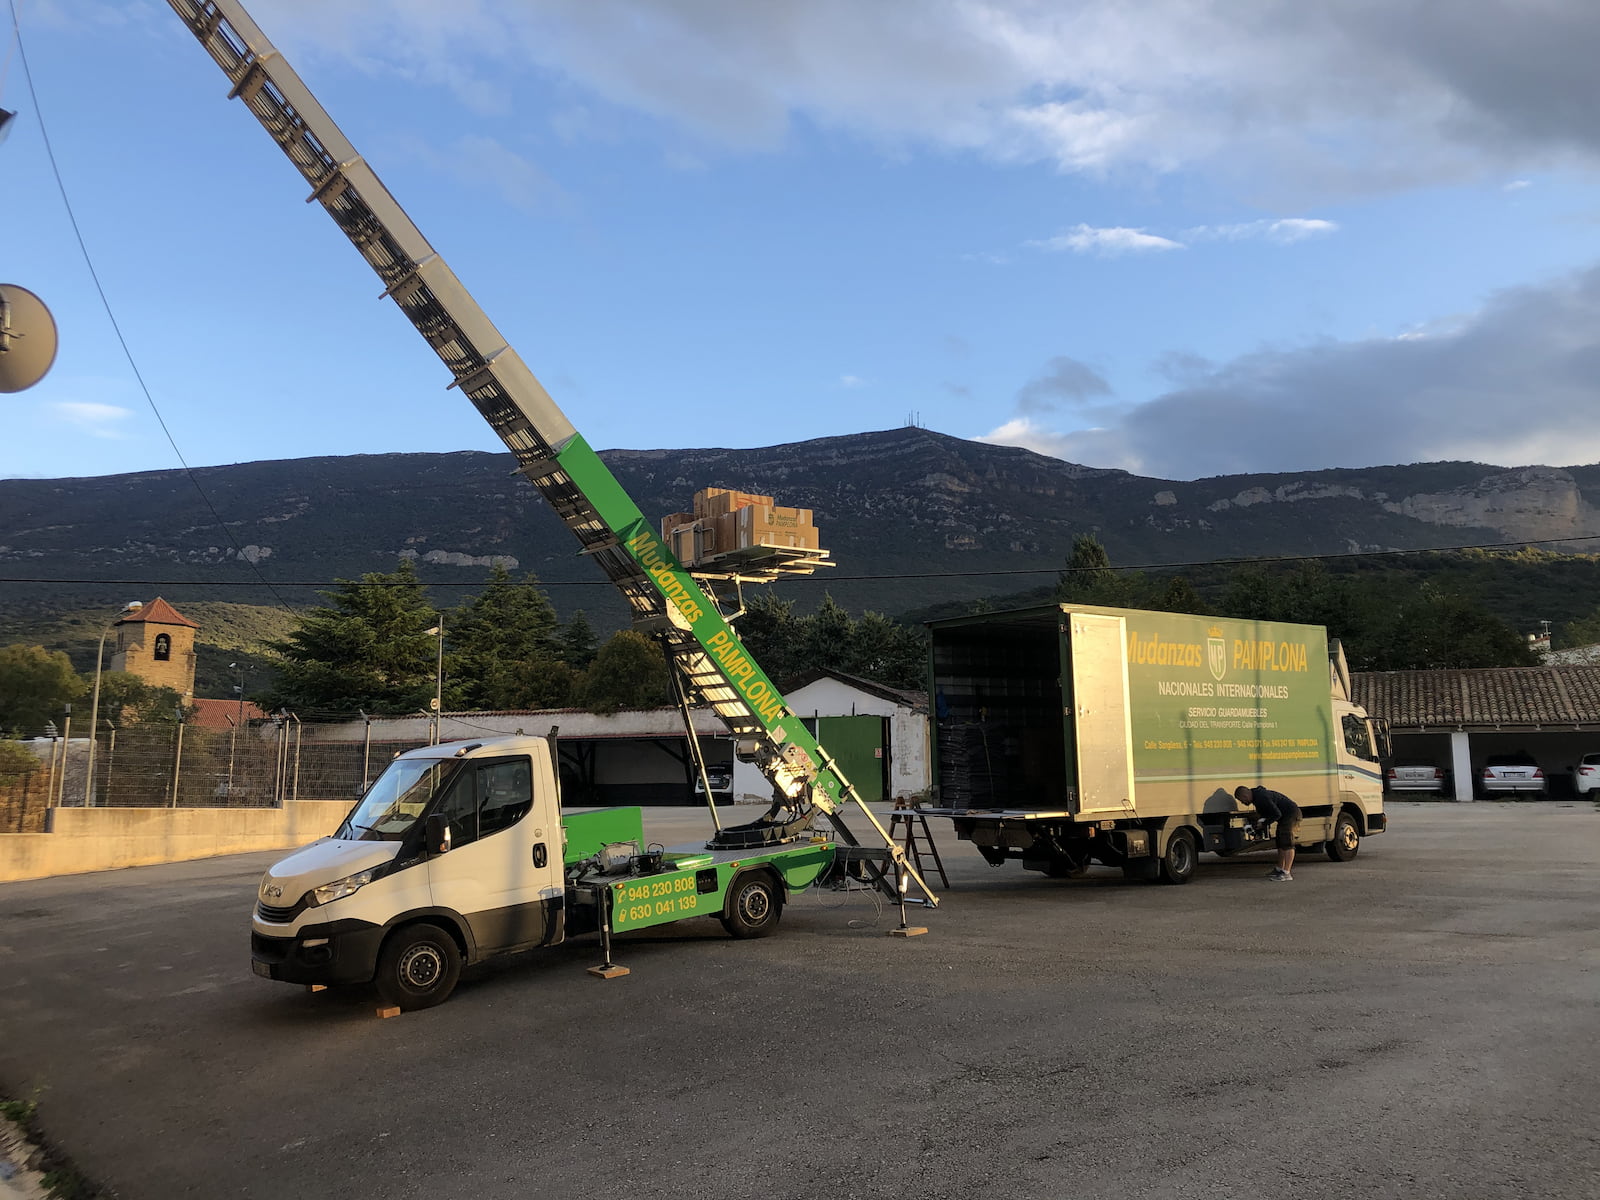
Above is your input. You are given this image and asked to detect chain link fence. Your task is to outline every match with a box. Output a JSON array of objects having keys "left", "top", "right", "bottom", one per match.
[{"left": 2, "top": 716, "right": 425, "bottom": 832}]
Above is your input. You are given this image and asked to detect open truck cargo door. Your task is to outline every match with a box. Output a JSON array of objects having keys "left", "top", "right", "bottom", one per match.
[{"left": 1062, "top": 612, "right": 1136, "bottom": 819}]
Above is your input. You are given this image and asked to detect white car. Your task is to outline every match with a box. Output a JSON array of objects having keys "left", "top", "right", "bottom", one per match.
[
  {"left": 1385, "top": 760, "right": 1451, "bottom": 796},
  {"left": 1479, "top": 752, "right": 1545, "bottom": 798},
  {"left": 1575, "top": 753, "right": 1600, "bottom": 796}
]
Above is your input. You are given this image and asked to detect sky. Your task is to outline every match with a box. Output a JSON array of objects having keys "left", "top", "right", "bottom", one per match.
[{"left": 4, "top": 0, "right": 1600, "bottom": 483}]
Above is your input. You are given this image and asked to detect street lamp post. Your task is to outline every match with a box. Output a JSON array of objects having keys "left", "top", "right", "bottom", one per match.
[
  {"left": 84, "top": 600, "right": 142, "bottom": 807},
  {"left": 424, "top": 619, "right": 444, "bottom": 746},
  {"left": 227, "top": 661, "right": 245, "bottom": 795}
]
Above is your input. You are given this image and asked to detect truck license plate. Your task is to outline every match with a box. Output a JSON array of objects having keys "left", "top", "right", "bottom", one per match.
[{"left": 252, "top": 960, "right": 271, "bottom": 978}]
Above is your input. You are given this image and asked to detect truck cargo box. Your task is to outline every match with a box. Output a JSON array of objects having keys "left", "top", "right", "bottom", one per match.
[{"left": 930, "top": 604, "right": 1340, "bottom": 820}]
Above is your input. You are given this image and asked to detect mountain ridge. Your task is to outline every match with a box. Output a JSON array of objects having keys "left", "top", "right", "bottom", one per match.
[{"left": 4, "top": 428, "right": 1598, "bottom": 629}]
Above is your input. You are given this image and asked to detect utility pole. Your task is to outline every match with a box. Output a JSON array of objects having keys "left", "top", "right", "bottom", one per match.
[{"left": 85, "top": 600, "right": 143, "bottom": 806}]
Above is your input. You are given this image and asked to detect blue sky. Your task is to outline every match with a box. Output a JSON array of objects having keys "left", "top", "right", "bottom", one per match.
[{"left": 4, "top": 0, "right": 1600, "bottom": 483}]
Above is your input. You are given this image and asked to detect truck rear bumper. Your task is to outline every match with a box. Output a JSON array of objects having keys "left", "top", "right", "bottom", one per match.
[{"left": 251, "top": 918, "right": 384, "bottom": 986}]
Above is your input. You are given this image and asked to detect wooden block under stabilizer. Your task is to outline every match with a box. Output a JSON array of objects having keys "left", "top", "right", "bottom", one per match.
[
  {"left": 587, "top": 964, "right": 631, "bottom": 979},
  {"left": 888, "top": 926, "right": 928, "bottom": 938},
  {"left": 376, "top": 1005, "right": 402, "bottom": 1019},
  {"left": 306, "top": 984, "right": 327, "bottom": 993}
]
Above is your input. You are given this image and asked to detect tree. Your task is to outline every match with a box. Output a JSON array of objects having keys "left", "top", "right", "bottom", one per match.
[
  {"left": 557, "top": 610, "right": 598, "bottom": 671},
  {"left": 1057, "top": 534, "right": 1137, "bottom": 607},
  {"left": 0, "top": 645, "right": 85, "bottom": 736},
  {"left": 734, "top": 592, "right": 798, "bottom": 681},
  {"left": 1370, "top": 586, "right": 1539, "bottom": 670},
  {"left": 1150, "top": 575, "right": 1208, "bottom": 615},
  {"left": 93, "top": 672, "right": 187, "bottom": 728},
  {"left": 262, "top": 559, "right": 438, "bottom": 715},
  {"left": 849, "top": 611, "right": 928, "bottom": 690},
  {"left": 794, "top": 594, "right": 856, "bottom": 675},
  {"left": 447, "top": 565, "right": 566, "bottom": 710},
  {"left": 0, "top": 738, "right": 43, "bottom": 781},
  {"left": 1560, "top": 606, "right": 1600, "bottom": 650},
  {"left": 579, "top": 631, "right": 669, "bottom": 715}
]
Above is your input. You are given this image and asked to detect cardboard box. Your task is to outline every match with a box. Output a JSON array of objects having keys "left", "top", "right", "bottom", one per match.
[{"left": 695, "top": 487, "right": 773, "bottom": 519}]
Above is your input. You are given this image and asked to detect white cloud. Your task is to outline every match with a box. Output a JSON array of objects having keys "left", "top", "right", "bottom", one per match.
[
  {"left": 1504, "top": 179, "right": 1532, "bottom": 191},
  {"left": 252, "top": 1, "right": 1600, "bottom": 189},
  {"left": 382, "top": 133, "right": 568, "bottom": 215},
  {"left": 979, "top": 263, "right": 1600, "bottom": 478},
  {"left": 1185, "top": 218, "right": 1339, "bottom": 243},
  {"left": 52, "top": 402, "right": 134, "bottom": 439},
  {"left": 839, "top": 375, "right": 866, "bottom": 388},
  {"left": 1029, "top": 224, "right": 1183, "bottom": 256}
]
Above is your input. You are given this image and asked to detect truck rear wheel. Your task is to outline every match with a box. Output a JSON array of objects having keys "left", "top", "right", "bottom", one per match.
[
  {"left": 374, "top": 922, "right": 462, "bottom": 1011},
  {"left": 721, "top": 873, "right": 782, "bottom": 939},
  {"left": 1158, "top": 830, "right": 1197, "bottom": 885},
  {"left": 1325, "top": 811, "right": 1361, "bottom": 862}
]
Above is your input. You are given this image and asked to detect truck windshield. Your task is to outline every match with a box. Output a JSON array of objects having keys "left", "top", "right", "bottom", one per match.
[{"left": 337, "top": 757, "right": 458, "bottom": 842}]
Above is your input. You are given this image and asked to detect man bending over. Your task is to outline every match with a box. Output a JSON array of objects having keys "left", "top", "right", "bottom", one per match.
[{"left": 1234, "top": 785, "right": 1302, "bottom": 882}]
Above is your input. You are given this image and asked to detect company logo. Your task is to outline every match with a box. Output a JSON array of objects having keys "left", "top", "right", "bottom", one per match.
[
  {"left": 1207, "top": 625, "right": 1227, "bottom": 682},
  {"left": 262, "top": 883, "right": 282, "bottom": 900}
]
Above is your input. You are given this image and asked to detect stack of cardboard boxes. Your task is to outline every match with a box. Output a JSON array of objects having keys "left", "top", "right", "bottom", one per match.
[{"left": 661, "top": 487, "right": 821, "bottom": 568}]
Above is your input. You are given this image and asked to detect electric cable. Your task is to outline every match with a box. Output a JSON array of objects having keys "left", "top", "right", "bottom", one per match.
[{"left": 7, "top": 2, "right": 299, "bottom": 620}]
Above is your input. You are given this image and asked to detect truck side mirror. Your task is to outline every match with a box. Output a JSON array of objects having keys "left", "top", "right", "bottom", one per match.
[{"left": 425, "top": 812, "right": 451, "bottom": 855}]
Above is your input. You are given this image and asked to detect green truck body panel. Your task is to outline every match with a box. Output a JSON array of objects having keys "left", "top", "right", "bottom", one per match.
[
  {"left": 606, "top": 840, "right": 836, "bottom": 933},
  {"left": 561, "top": 807, "right": 646, "bottom": 866},
  {"left": 931, "top": 604, "right": 1340, "bottom": 818}
]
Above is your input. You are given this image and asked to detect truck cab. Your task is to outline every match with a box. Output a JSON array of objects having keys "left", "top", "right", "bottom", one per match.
[{"left": 252, "top": 736, "right": 566, "bottom": 1009}]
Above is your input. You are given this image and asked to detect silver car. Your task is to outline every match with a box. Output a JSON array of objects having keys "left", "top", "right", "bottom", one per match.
[
  {"left": 1386, "top": 760, "right": 1450, "bottom": 796},
  {"left": 1479, "top": 752, "right": 1546, "bottom": 798}
]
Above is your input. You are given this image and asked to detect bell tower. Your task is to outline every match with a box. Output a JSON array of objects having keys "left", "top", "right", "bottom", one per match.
[{"left": 109, "top": 596, "right": 198, "bottom": 699}]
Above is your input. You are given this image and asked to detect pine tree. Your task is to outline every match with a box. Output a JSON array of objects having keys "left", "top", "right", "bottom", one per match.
[
  {"left": 579, "top": 631, "right": 669, "bottom": 715},
  {"left": 447, "top": 565, "right": 565, "bottom": 709},
  {"left": 263, "top": 559, "right": 437, "bottom": 715},
  {"left": 558, "top": 610, "right": 598, "bottom": 670}
]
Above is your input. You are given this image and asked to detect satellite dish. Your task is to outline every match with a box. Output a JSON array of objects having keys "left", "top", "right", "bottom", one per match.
[{"left": 0, "top": 283, "right": 60, "bottom": 393}]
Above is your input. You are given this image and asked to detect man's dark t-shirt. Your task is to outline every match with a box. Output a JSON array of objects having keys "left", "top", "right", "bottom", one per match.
[{"left": 1246, "top": 787, "right": 1302, "bottom": 848}]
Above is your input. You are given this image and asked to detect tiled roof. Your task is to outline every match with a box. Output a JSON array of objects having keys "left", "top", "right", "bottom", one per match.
[
  {"left": 1352, "top": 667, "right": 1600, "bottom": 730},
  {"left": 117, "top": 596, "right": 198, "bottom": 629},
  {"left": 188, "top": 697, "right": 268, "bottom": 730}
]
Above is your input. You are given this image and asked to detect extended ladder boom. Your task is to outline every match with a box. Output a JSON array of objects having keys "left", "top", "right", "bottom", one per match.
[{"left": 166, "top": 0, "right": 934, "bottom": 905}]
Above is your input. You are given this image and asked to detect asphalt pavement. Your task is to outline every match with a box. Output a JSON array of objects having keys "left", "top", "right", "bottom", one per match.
[{"left": 1, "top": 801, "right": 1597, "bottom": 1199}]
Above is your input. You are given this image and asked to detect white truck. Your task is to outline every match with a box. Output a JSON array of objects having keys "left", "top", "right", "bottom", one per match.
[
  {"left": 924, "top": 604, "right": 1390, "bottom": 883},
  {"left": 163, "top": 0, "right": 940, "bottom": 1012},
  {"left": 252, "top": 734, "right": 835, "bottom": 1009}
]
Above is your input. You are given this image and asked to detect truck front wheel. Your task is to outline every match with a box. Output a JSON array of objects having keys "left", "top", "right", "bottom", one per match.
[
  {"left": 1325, "top": 812, "right": 1361, "bottom": 862},
  {"left": 374, "top": 922, "right": 462, "bottom": 1011},
  {"left": 721, "top": 873, "right": 783, "bottom": 939},
  {"left": 1159, "top": 830, "right": 1197, "bottom": 885}
]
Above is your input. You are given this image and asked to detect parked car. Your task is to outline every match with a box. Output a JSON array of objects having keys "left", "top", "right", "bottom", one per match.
[
  {"left": 1574, "top": 753, "right": 1600, "bottom": 796},
  {"left": 693, "top": 766, "right": 733, "bottom": 801},
  {"left": 1385, "top": 760, "right": 1451, "bottom": 796},
  {"left": 1479, "top": 751, "right": 1546, "bottom": 798}
]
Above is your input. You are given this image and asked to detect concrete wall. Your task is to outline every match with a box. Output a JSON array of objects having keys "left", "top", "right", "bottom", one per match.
[{"left": 0, "top": 801, "right": 350, "bottom": 883}]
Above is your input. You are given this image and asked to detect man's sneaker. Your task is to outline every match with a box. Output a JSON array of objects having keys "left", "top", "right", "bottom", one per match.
[
  {"left": 1268, "top": 871, "right": 1293, "bottom": 882},
  {"left": 1266, "top": 868, "right": 1285, "bottom": 879}
]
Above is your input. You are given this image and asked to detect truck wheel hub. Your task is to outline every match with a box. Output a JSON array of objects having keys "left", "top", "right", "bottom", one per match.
[{"left": 399, "top": 945, "right": 442, "bottom": 988}]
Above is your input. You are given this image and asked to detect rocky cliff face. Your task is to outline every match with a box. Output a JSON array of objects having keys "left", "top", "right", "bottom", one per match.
[{"left": 2, "top": 429, "right": 1595, "bottom": 622}]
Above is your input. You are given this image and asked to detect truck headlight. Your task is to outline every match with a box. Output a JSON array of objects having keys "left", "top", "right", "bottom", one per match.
[{"left": 307, "top": 868, "right": 376, "bottom": 907}]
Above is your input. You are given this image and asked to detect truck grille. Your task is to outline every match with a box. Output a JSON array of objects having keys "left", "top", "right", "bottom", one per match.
[{"left": 256, "top": 900, "right": 302, "bottom": 923}]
